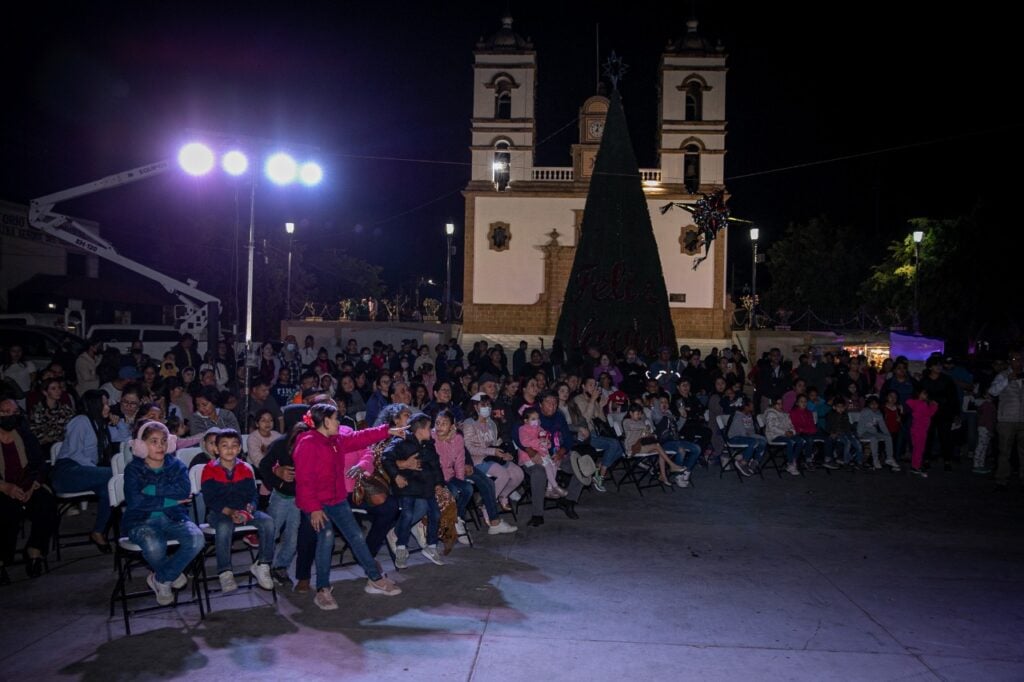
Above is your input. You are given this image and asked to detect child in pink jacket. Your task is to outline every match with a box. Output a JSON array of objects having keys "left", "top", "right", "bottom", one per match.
[
  {"left": 906, "top": 388, "right": 938, "bottom": 477},
  {"left": 518, "top": 407, "right": 566, "bottom": 498}
]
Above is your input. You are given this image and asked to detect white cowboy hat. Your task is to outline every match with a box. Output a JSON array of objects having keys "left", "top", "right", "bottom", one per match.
[{"left": 570, "top": 451, "right": 597, "bottom": 486}]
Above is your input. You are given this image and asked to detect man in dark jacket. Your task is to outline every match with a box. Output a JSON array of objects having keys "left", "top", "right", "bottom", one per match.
[
  {"left": 382, "top": 413, "right": 445, "bottom": 567},
  {"left": 920, "top": 355, "right": 959, "bottom": 470},
  {"left": 169, "top": 333, "right": 203, "bottom": 375}
]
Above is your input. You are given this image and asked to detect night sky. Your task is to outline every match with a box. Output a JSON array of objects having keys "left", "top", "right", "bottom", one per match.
[{"left": 2, "top": 2, "right": 1018, "bottom": 306}]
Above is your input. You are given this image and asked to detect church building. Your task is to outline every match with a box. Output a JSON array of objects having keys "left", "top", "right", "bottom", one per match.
[{"left": 460, "top": 14, "right": 733, "bottom": 344}]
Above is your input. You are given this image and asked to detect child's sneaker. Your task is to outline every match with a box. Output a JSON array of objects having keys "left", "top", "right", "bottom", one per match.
[
  {"left": 147, "top": 573, "right": 174, "bottom": 606},
  {"left": 592, "top": 473, "right": 606, "bottom": 492},
  {"left": 455, "top": 518, "right": 470, "bottom": 545},
  {"left": 735, "top": 459, "right": 752, "bottom": 477},
  {"left": 421, "top": 545, "right": 445, "bottom": 566},
  {"left": 250, "top": 562, "right": 274, "bottom": 590},
  {"left": 171, "top": 573, "right": 189, "bottom": 590},
  {"left": 314, "top": 586, "right": 338, "bottom": 610},
  {"left": 218, "top": 570, "right": 238, "bottom": 593},
  {"left": 242, "top": 533, "right": 260, "bottom": 549},
  {"left": 487, "top": 519, "right": 517, "bottom": 535},
  {"left": 395, "top": 546, "right": 409, "bottom": 569},
  {"left": 786, "top": 462, "right": 800, "bottom": 476}
]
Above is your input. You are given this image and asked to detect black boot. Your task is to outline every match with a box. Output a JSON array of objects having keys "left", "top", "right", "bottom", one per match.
[
  {"left": 527, "top": 515, "right": 544, "bottom": 527},
  {"left": 559, "top": 500, "right": 579, "bottom": 520}
]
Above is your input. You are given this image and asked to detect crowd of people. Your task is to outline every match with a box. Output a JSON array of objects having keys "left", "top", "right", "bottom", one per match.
[{"left": 1, "top": 330, "right": 1021, "bottom": 609}]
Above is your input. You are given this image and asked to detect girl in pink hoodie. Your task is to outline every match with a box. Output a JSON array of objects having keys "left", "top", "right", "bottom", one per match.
[
  {"left": 905, "top": 388, "right": 938, "bottom": 477},
  {"left": 518, "top": 407, "right": 566, "bottom": 498}
]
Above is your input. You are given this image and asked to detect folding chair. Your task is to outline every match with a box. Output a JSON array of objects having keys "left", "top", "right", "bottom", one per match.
[
  {"left": 605, "top": 421, "right": 668, "bottom": 496},
  {"left": 715, "top": 415, "right": 760, "bottom": 482},
  {"left": 187, "top": 464, "right": 277, "bottom": 610},
  {"left": 107, "top": 474, "right": 207, "bottom": 635},
  {"left": 49, "top": 442, "right": 100, "bottom": 560},
  {"left": 175, "top": 447, "right": 203, "bottom": 469},
  {"left": 758, "top": 415, "right": 792, "bottom": 479}
]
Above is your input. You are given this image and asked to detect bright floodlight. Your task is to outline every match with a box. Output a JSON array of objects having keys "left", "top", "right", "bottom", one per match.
[
  {"left": 222, "top": 150, "right": 249, "bottom": 176},
  {"left": 912, "top": 230, "right": 924, "bottom": 243},
  {"left": 492, "top": 161, "right": 505, "bottom": 171},
  {"left": 749, "top": 227, "right": 760, "bottom": 241},
  {"left": 285, "top": 221, "right": 295, "bottom": 234},
  {"left": 265, "top": 153, "right": 298, "bottom": 185},
  {"left": 299, "top": 161, "right": 323, "bottom": 186},
  {"left": 178, "top": 143, "right": 215, "bottom": 176},
  {"left": 445, "top": 222, "right": 455, "bottom": 235}
]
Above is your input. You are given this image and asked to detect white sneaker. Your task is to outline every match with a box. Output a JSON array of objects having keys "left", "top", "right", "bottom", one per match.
[
  {"left": 421, "top": 545, "right": 445, "bottom": 566},
  {"left": 411, "top": 523, "right": 428, "bottom": 549},
  {"left": 218, "top": 570, "right": 238, "bottom": 593},
  {"left": 786, "top": 462, "right": 800, "bottom": 476},
  {"left": 395, "top": 545, "right": 409, "bottom": 569},
  {"left": 171, "top": 573, "right": 188, "bottom": 590},
  {"left": 250, "top": 562, "right": 274, "bottom": 590},
  {"left": 885, "top": 458, "right": 901, "bottom": 472},
  {"left": 455, "top": 519, "right": 470, "bottom": 545},
  {"left": 147, "top": 573, "right": 174, "bottom": 606},
  {"left": 680, "top": 468, "right": 691, "bottom": 481},
  {"left": 314, "top": 586, "right": 338, "bottom": 610},
  {"left": 488, "top": 519, "right": 518, "bottom": 535},
  {"left": 365, "top": 577, "right": 402, "bottom": 596},
  {"left": 675, "top": 476, "right": 691, "bottom": 488}
]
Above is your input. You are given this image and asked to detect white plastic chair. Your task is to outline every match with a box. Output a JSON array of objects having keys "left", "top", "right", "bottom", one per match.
[
  {"left": 111, "top": 451, "right": 128, "bottom": 476},
  {"left": 176, "top": 447, "right": 203, "bottom": 469}
]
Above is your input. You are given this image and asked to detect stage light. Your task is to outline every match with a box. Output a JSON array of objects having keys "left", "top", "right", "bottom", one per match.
[
  {"left": 265, "top": 153, "right": 298, "bottom": 185},
  {"left": 298, "top": 161, "right": 323, "bottom": 186},
  {"left": 222, "top": 150, "right": 249, "bottom": 176},
  {"left": 178, "top": 143, "right": 215, "bottom": 176}
]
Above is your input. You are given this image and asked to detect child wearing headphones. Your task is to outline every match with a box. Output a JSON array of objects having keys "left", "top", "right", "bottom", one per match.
[{"left": 122, "top": 421, "right": 206, "bottom": 605}]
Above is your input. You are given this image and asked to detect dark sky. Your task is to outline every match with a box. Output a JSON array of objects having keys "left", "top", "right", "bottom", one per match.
[{"left": 2, "top": 2, "right": 1018, "bottom": 305}]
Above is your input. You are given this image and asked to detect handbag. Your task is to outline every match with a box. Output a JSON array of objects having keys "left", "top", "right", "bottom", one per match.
[
  {"left": 352, "top": 472, "right": 390, "bottom": 507},
  {"left": 593, "top": 418, "right": 617, "bottom": 439}
]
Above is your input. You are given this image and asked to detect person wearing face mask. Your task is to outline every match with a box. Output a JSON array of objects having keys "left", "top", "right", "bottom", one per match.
[
  {"left": 462, "top": 395, "right": 523, "bottom": 513},
  {"left": 0, "top": 398, "right": 57, "bottom": 582},
  {"left": 281, "top": 336, "right": 302, "bottom": 379}
]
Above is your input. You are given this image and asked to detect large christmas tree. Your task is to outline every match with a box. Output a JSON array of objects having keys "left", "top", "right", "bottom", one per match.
[{"left": 556, "top": 89, "right": 675, "bottom": 358}]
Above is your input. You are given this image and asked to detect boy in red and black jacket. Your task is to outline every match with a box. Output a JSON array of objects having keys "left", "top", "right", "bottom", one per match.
[{"left": 200, "top": 429, "right": 275, "bottom": 592}]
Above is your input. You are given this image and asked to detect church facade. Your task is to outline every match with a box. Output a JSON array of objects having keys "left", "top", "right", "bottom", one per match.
[{"left": 461, "top": 15, "right": 732, "bottom": 342}]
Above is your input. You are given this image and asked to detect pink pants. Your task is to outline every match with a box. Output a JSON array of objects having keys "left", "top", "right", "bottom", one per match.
[
  {"left": 910, "top": 426, "right": 930, "bottom": 470},
  {"left": 481, "top": 461, "right": 524, "bottom": 501}
]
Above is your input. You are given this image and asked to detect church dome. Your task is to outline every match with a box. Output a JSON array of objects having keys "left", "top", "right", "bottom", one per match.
[
  {"left": 666, "top": 18, "right": 723, "bottom": 54},
  {"left": 476, "top": 14, "right": 533, "bottom": 51}
]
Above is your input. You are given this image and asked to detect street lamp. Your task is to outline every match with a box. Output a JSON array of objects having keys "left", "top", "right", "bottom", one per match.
[
  {"left": 912, "top": 229, "right": 924, "bottom": 334},
  {"left": 444, "top": 221, "right": 455, "bottom": 322},
  {"left": 285, "top": 222, "right": 296, "bottom": 320},
  {"left": 749, "top": 227, "right": 760, "bottom": 297}
]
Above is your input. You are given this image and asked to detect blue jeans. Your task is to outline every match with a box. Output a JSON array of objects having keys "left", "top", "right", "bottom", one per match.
[
  {"left": 207, "top": 510, "right": 275, "bottom": 573},
  {"left": 831, "top": 434, "right": 864, "bottom": 464},
  {"left": 395, "top": 496, "right": 440, "bottom": 548},
  {"left": 446, "top": 478, "right": 474, "bottom": 518},
  {"left": 774, "top": 435, "right": 812, "bottom": 464},
  {"left": 127, "top": 516, "right": 206, "bottom": 584},
  {"left": 663, "top": 440, "right": 701, "bottom": 469},
  {"left": 52, "top": 460, "right": 112, "bottom": 533},
  {"left": 468, "top": 469, "right": 500, "bottom": 521},
  {"left": 313, "top": 500, "right": 381, "bottom": 589},
  {"left": 730, "top": 435, "right": 767, "bottom": 463},
  {"left": 591, "top": 435, "right": 624, "bottom": 469},
  {"left": 267, "top": 492, "right": 300, "bottom": 571},
  {"left": 349, "top": 494, "right": 400, "bottom": 557}
]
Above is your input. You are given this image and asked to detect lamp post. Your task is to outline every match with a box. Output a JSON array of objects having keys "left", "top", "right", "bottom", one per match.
[
  {"left": 285, "top": 222, "right": 295, "bottom": 320},
  {"left": 444, "top": 221, "right": 455, "bottom": 322},
  {"left": 912, "top": 229, "right": 923, "bottom": 334},
  {"left": 750, "top": 227, "right": 760, "bottom": 297}
]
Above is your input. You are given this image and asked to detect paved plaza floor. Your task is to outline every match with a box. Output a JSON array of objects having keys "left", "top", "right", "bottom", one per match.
[{"left": 3, "top": 462, "right": 1023, "bottom": 681}]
